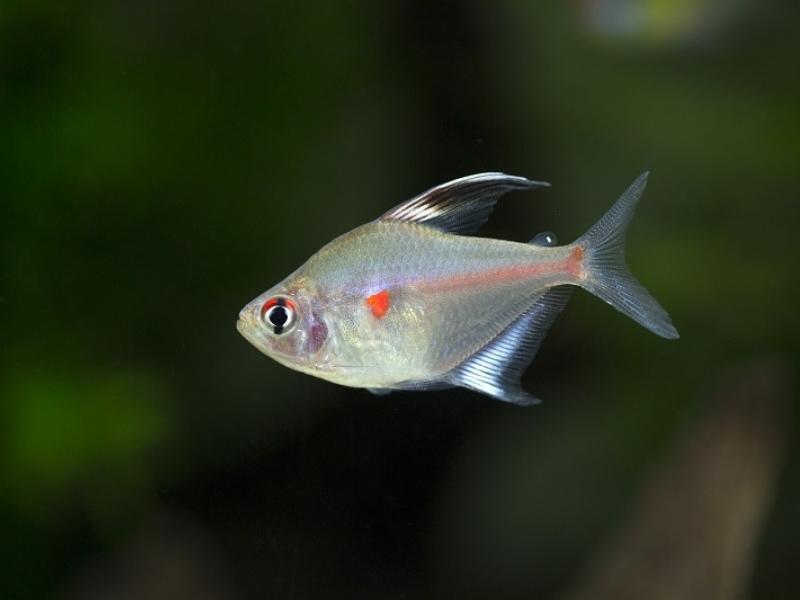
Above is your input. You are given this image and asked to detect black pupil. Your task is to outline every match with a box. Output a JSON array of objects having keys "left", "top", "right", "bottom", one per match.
[{"left": 269, "top": 306, "right": 289, "bottom": 327}]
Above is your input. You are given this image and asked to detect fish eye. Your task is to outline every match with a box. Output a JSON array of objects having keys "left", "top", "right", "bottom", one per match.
[{"left": 261, "top": 296, "right": 297, "bottom": 335}]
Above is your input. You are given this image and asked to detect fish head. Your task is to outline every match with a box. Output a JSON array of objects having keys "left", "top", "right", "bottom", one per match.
[{"left": 236, "top": 276, "right": 332, "bottom": 375}]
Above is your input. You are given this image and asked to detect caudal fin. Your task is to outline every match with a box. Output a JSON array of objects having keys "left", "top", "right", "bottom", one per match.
[{"left": 575, "top": 172, "right": 679, "bottom": 339}]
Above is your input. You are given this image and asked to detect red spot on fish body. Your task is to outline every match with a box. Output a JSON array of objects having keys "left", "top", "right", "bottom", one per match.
[
  {"left": 366, "top": 290, "right": 391, "bottom": 318},
  {"left": 568, "top": 245, "right": 585, "bottom": 278}
]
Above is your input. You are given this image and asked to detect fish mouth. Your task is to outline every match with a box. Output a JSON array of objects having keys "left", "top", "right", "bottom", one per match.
[
  {"left": 236, "top": 310, "right": 246, "bottom": 335},
  {"left": 236, "top": 311, "right": 261, "bottom": 349},
  {"left": 236, "top": 309, "right": 248, "bottom": 332}
]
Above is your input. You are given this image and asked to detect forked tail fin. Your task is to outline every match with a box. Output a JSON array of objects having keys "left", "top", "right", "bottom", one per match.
[{"left": 575, "top": 172, "right": 679, "bottom": 339}]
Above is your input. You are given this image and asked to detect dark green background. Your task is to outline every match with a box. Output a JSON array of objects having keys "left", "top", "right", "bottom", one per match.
[{"left": 1, "top": 1, "right": 797, "bottom": 598}]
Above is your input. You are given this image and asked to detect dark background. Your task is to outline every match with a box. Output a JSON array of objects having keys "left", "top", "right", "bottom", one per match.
[{"left": 1, "top": 1, "right": 798, "bottom": 598}]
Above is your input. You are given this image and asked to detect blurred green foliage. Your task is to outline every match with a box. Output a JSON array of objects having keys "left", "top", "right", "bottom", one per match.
[
  {"left": 1, "top": 366, "right": 165, "bottom": 507},
  {"left": 0, "top": 1, "right": 798, "bottom": 598}
]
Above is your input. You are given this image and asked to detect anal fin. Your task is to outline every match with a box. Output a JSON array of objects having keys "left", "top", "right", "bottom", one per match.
[{"left": 446, "top": 287, "right": 572, "bottom": 405}]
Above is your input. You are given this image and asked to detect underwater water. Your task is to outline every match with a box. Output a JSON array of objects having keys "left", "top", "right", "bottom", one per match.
[{"left": 1, "top": 1, "right": 798, "bottom": 598}]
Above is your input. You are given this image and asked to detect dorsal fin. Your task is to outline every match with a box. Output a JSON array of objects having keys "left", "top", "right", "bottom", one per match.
[
  {"left": 379, "top": 172, "right": 550, "bottom": 235},
  {"left": 446, "top": 286, "right": 573, "bottom": 405}
]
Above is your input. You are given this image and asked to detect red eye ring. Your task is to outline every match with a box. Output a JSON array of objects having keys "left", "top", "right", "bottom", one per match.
[
  {"left": 261, "top": 296, "right": 298, "bottom": 335},
  {"left": 261, "top": 296, "right": 297, "bottom": 313}
]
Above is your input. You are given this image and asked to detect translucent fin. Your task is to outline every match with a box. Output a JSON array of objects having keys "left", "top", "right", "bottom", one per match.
[
  {"left": 391, "top": 381, "right": 456, "bottom": 393},
  {"left": 366, "top": 381, "right": 455, "bottom": 396},
  {"left": 576, "top": 172, "right": 679, "bottom": 339},
  {"left": 446, "top": 287, "right": 573, "bottom": 405},
  {"left": 379, "top": 173, "right": 550, "bottom": 235},
  {"left": 530, "top": 231, "right": 558, "bottom": 246}
]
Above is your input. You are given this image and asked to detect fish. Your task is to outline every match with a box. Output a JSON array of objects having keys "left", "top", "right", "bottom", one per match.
[{"left": 237, "top": 172, "right": 678, "bottom": 405}]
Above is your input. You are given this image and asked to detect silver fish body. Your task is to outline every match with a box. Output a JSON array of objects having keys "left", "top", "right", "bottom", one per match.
[{"left": 237, "top": 172, "right": 678, "bottom": 404}]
